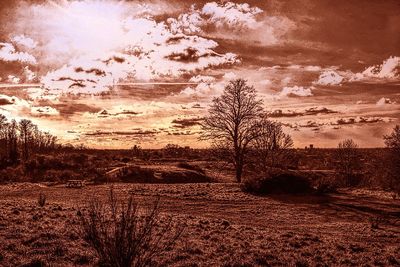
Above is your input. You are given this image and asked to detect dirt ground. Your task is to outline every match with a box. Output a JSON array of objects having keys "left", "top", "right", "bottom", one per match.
[{"left": 0, "top": 183, "right": 399, "bottom": 266}]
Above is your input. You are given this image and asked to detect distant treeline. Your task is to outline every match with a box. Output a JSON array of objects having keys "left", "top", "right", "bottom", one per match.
[{"left": 0, "top": 115, "right": 58, "bottom": 166}]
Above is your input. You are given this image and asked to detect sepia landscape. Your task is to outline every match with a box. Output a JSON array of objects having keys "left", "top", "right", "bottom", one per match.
[{"left": 0, "top": 0, "right": 399, "bottom": 266}]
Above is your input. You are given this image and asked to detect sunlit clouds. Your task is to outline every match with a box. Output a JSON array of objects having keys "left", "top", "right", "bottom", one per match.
[{"left": 0, "top": 0, "right": 399, "bottom": 148}]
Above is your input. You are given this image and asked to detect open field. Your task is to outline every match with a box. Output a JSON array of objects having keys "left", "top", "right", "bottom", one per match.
[{"left": 0, "top": 183, "right": 399, "bottom": 266}]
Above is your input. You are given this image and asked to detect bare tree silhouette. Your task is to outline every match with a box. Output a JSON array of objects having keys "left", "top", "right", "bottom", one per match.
[
  {"left": 383, "top": 125, "right": 400, "bottom": 192},
  {"left": 19, "top": 119, "right": 35, "bottom": 161},
  {"left": 334, "top": 139, "right": 362, "bottom": 186},
  {"left": 202, "top": 79, "right": 263, "bottom": 182},
  {"left": 252, "top": 118, "right": 294, "bottom": 172},
  {"left": 0, "top": 117, "right": 58, "bottom": 166}
]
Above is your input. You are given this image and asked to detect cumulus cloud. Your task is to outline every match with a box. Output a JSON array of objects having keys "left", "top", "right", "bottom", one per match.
[
  {"left": 179, "top": 81, "right": 224, "bottom": 99},
  {"left": 223, "top": 72, "right": 237, "bottom": 80},
  {"left": 314, "top": 70, "right": 344, "bottom": 86},
  {"left": 259, "top": 79, "right": 272, "bottom": 86},
  {"left": 351, "top": 56, "right": 400, "bottom": 82},
  {"left": 201, "top": 2, "right": 263, "bottom": 29},
  {"left": 279, "top": 86, "right": 314, "bottom": 97},
  {"left": 0, "top": 42, "right": 36, "bottom": 64},
  {"left": 0, "top": 94, "right": 31, "bottom": 118},
  {"left": 23, "top": 66, "right": 36, "bottom": 82},
  {"left": 11, "top": 35, "right": 38, "bottom": 49},
  {"left": 167, "top": 7, "right": 204, "bottom": 34},
  {"left": 304, "top": 66, "right": 322, "bottom": 72},
  {"left": 376, "top": 97, "right": 395, "bottom": 106},
  {"left": 39, "top": 17, "right": 239, "bottom": 95},
  {"left": 189, "top": 75, "right": 215, "bottom": 83},
  {"left": 7, "top": 75, "right": 20, "bottom": 84}
]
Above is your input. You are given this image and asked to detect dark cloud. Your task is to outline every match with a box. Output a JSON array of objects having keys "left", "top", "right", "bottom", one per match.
[
  {"left": 168, "top": 131, "right": 195, "bottom": 135},
  {"left": 45, "top": 102, "right": 101, "bottom": 117},
  {"left": 84, "top": 129, "right": 159, "bottom": 137},
  {"left": 95, "top": 109, "right": 141, "bottom": 118},
  {"left": 171, "top": 117, "right": 203, "bottom": 128},
  {"left": 268, "top": 107, "right": 338, "bottom": 118},
  {"left": 0, "top": 97, "right": 13, "bottom": 105}
]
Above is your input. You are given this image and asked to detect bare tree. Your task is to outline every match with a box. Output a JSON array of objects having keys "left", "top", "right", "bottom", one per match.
[
  {"left": 252, "top": 118, "right": 294, "bottom": 172},
  {"left": 0, "top": 114, "right": 8, "bottom": 160},
  {"left": 384, "top": 125, "right": 400, "bottom": 150},
  {"left": 202, "top": 79, "right": 263, "bottom": 182},
  {"left": 7, "top": 119, "right": 19, "bottom": 164},
  {"left": 334, "top": 139, "right": 362, "bottom": 186},
  {"left": 383, "top": 125, "right": 400, "bottom": 192},
  {"left": 18, "top": 119, "right": 35, "bottom": 161}
]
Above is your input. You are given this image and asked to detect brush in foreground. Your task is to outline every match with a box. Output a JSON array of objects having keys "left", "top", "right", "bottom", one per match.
[{"left": 77, "top": 188, "right": 183, "bottom": 267}]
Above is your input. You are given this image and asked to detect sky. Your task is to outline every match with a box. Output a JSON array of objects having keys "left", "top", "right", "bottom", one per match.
[{"left": 0, "top": 0, "right": 399, "bottom": 148}]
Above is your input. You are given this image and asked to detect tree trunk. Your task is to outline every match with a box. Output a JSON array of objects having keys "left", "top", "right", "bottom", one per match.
[{"left": 235, "top": 165, "right": 242, "bottom": 183}]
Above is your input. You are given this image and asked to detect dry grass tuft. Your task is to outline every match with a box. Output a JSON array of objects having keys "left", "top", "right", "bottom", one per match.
[{"left": 37, "top": 193, "right": 46, "bottom": 207}]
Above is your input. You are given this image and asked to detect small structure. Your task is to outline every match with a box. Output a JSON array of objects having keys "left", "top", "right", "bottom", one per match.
[{"left": 66, "top": 180, "right": 84, "bottom": 188}]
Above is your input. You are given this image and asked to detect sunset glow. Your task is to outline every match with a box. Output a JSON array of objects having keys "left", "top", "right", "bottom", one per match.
[{"left": 0, "top": 0, "right": 399, "bottom": 148}]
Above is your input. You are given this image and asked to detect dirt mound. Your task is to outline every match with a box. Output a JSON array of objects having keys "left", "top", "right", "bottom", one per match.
[
  {"left": 118, "top": 166, "right": 156, "bottom": 183},
  {"left": 176, "top": 162, "right": 206, "bottom": 174},
  {"left": 242, "top": 169, "right": 314, "bottom": 194},
  {"left": 161, "top": 169, "right": 211, "bottom": 183},
  {"left": 116, "top": 165, "right": 211, "bottom": 183}
]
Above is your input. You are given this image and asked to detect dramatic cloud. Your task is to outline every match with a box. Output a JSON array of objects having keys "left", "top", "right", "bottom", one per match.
[
  {"left": 315, "top": 70, "right": 344, "bottom": 86},
  {"left": 0, "top": 1, "right": 398, "bottom": 148},
  {"left": 0, "top": 42, "right": 36, "bottom": 64},
  {"left": 278, "top": 86, "right": 314, "bottom": 97},
  {"left": 287, "top": 116, "right": 391, "bottom": 130},
  {"left": 223, "top": 72, "right": 237, "bottom": 80},
  {"left": 179, "top": 81, "right": 224, "bottom": 99},
  {"left": 11, "top": 35, "right": 37, "bottom": 49},
  {"left": 268, "top": 107, "right": 338, "bottom": 118},
  {"left": 39, "top": 21, "right": 238, "bottom": 94},
  {"left": 376, "top": 97, "right": 395, "bottom": 106},
  {"left": 0, "top": 94, "right": 30, "bottom": 118},
  {"left": 189, "top": 75, "right": 215, "bottom": 83},
  {"left": 201, "top": 2, "right": 262, "bottom": 29},
  {"left": 351, "top": 56, "right": 400, "bottom": 82},
  {"left": 171, "top": 117, "right": 203, "bottom": 128}
]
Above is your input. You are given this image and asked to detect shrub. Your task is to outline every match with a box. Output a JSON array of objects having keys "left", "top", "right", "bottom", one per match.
[
  {"left": 177, "top": 162, "right": 205, "bottom": 174},
  {"left": 38, "top": 193, "right": 46, "bottom": 207},
  {"left": 0, "top": 166, "right": 25, "bottom": 182},
  {"left": 77, "top": 188, "right": 183, "bottom": 267},
  {"left": 313, "top": 173, "right": 339, "bottom": 194},
  {"left": 242, "top": 168, "right": 314, "bottom": 195}
]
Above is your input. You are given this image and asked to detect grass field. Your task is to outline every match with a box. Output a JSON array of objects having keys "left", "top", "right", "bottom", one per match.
[{"left": 0, "top": 182, "right": 399, "bottom": 266}]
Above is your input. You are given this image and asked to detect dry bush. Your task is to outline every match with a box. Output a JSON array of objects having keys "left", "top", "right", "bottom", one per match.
[
  {"left": 242, "top": 168, "right": 314, "bottom": 195},
  {"left": 77, "top": 188, "right": 183, "bottom": 267},
  {"left": 37, "top": 193, "right": 46, "bottom": 207},
  {"left": 0, "top": 166, "right": 25, "bottom": 183}
]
